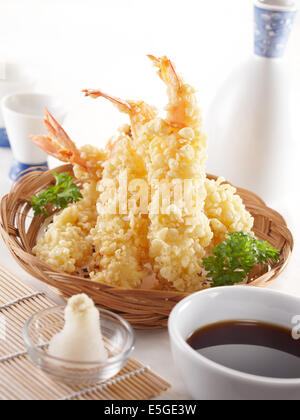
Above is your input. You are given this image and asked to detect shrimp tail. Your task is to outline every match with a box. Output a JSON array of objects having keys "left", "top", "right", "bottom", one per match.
[
  {"left": 31, "top": 109, "right": 88, "bottom": 169},
  {"left": 148, "top": 55, "right": 181, "bottom": 91},
  {"left": 31, "top": 135, "right": 66, "bottom": 161},
  {"left": 148, "top": 55, "right": 191, "bottom": 128},
  {"left": 83, "top": 89, "right": 157, "bottom": 138},
  {"left": 82, "top": 89, "right": 132, "bottom": 115},
  {"left": 44, "top": 108, "right": 78, "bottom": 153}
]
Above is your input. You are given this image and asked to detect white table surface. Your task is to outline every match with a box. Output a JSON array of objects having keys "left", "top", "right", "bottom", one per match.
[{"left": 0, "top": 147, "right": 299, "bottom": 400}]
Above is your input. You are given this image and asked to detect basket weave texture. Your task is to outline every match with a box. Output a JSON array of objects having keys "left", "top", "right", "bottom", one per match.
[{"left": 0, "top": 165, "right": 294, "bottom": 329}]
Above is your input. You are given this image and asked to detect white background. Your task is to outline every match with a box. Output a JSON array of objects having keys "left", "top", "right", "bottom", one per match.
[
  {"left": 0, "top": 0, "right": 300, "bottom": 399},
  {"left": 0, "top": 0, "right": 299, "bottom": 147}
]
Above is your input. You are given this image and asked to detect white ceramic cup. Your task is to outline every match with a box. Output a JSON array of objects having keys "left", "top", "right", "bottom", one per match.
[
  {"left": 1, "top": 92, "right": 66, "bottom": 179},
  {"left": 0, "top": 62, "right": 36, "bottom": 148},
  {"left": 169, "top": 286, "right": 300, "bottom": 400}
]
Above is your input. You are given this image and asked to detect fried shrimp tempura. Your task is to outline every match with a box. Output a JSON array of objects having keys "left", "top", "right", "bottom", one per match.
[
  {"left": 144, "top": 56, "right": 212, "bottom": 292},
  {"left": 204, "top": 177, "right": 254, "bottom": 248},
  {"left": 90, "top": 131, "right": 150, "bottom": 289},
  {"left": 32, "top": 56, "right": 254, "bottom": 292},
  {"left": 33, "top": 180, "right": 99, "bottom": 273}
]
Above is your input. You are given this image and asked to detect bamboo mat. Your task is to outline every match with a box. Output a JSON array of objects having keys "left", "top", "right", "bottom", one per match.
[{"left": 0, "top": 265, "right": 170, "bottom": 400}]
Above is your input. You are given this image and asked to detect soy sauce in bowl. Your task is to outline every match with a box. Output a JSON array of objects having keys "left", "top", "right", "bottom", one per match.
[{"left": 187, "top": 321, "right": 300, "bottom": 379}]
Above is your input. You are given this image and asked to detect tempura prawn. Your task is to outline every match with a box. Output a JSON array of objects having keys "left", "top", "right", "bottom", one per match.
[
  {"left": 204, "top": 177, "right": 254, "bottom": 248},
  {"left": 31, "top": 109, "right": 108, "bottom": 182},
  {"left": 32, "top": 110, "right": 106, "bottom": 272},
  {"left": 81, "top": 94, "right": 154, "bottom": 288},
  {"left": 90, "top": 131, "right": 150, "bottom": 288},
  {"left": 32, "top": 56, "right": 254, "bottom": 293},
  {"left": 139, "top": 55, "right": 212, "bottom": 292}
]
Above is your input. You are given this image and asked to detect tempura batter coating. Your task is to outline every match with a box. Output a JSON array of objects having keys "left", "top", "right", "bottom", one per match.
[
  {"left": 143, "top": 57, "right": 212, "bottom": 292},
  {"left": 32, "top": 55, "right": 254, "bottom": 293},
  {"left": 204, "top": 177, "right": 254, "bottom": 248},
  {"left": 33, "top": 180, "right": 99, "bottom": 273},
  {"left": 90, "top": 133, "right": 150, "bottom": 288}
]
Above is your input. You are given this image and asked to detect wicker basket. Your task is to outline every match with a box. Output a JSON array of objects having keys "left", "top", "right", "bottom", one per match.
[{"left": 0, "top": 164, "right": 294, "bottom": 329}]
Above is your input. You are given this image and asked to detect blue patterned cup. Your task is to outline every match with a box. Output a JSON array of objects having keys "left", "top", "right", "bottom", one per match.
[
  {"left": 254, "top": 0, "right": 298, "bottom": 58},
  {"left": 0, "top": 127, "right": 10, "bottom": 148}
]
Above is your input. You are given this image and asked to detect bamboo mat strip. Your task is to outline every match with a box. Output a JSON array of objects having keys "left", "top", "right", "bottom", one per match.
[
  {"left": 0, "top": 265, "right": 170, "bottom": 400},
  {"left": 0, "top": 292, "right": 45, "bottom": 310},
  {"left": 0, "top": 349, "right": 27, "bottom": 363},
  {"left": 60, "top": 367, "right": 149, "bottom": 401}
]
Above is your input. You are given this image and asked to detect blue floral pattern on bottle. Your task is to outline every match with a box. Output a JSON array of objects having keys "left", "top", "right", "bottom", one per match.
[{"left": 254, "top": 6, "right": 297, "bottom": 58}]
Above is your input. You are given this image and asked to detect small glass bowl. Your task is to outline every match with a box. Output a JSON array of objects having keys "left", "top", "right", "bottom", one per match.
[{"left": 23, "top": 306, "right": 135, "bottom": 385}]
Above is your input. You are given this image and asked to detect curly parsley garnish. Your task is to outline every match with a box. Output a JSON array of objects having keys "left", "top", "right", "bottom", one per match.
[
  {"left": 203, "top": 232, "right": 280, "bottom": 288},
  {"left": 30, "top": 172, "right": 83, "bottom": 217}
]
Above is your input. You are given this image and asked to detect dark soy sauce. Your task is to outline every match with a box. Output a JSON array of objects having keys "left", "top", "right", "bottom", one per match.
[{"left": 187, "top": 321, "right": 300, "bottom": 379}]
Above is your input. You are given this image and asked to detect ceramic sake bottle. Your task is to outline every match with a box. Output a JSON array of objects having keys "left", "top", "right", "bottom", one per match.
[{"left": 206, "top": 0, "right": 298, "bottom": 202}]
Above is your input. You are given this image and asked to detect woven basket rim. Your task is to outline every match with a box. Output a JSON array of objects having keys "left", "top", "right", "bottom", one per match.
[
  {"left": 0, "top": 165, "right": 294, "bottom": 291},
  {"left": 0, "top": 164, "right": 294, "bottom": 328},
  {"left": 0, "top": 196, "right": 294, "bottom": 298}
]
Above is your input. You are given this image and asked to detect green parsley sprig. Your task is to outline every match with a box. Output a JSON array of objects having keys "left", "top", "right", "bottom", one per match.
[
  {"left": 30, "top": 172, "right": 83, "bottom": 217},
  {"left": 203, "top": 232, "right": 280, "bottom": 288}
]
